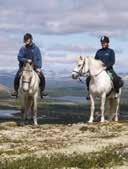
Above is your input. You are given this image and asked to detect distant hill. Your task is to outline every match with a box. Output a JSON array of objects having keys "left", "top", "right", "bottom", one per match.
[
  {"left": 0, "top": 84, "right": 10, "bottom": 98},
  {"left": 0, "top": 70, "right": 127, "bottom": 88},
  {"left": 0, "top": 71, "right": 127, "bottom": 99},
  {"left": 123, "top": 76, "right": 128, "bottom": 81},
  {"left": 0, "top": 84, "right": 9, "bottom": 91}
]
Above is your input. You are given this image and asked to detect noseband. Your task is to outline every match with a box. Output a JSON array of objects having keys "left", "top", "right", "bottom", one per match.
[
  {"left": 72, "top": 58, "right": 89, "bottom": 84},
  {"left": 22, "top": 71, "right": 32, "bottom": 85},
  {"left": 22, "top": 80, "right": 31, "bottom": 84},
  {"left": 73, "top": 58, "right": 87, "bottom": 77}
]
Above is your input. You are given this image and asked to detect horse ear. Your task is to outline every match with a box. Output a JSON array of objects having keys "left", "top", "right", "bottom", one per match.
[
  {"left": 85, "top": 56, "right": 91, "bottom": 60},
  {"left": 23, "top": 62, "right": 26, "bottom": 67},
  {"left": 79, "top": 56, "right": 83, "bottom": 60},
  {"left": 77, "top": 55, "right": 83, "bottom": 62}
]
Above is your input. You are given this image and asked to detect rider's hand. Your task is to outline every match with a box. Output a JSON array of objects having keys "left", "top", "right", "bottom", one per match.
[
  {"left": 101, "top": 62, "right": 106, "bottom": 70},
  {"left": 36, "top": 68, "right": 41, "bottom": 73},
  {"left": 103, "top": 66, "right": 107, "bottom": 70},
  {"left": 27, "top": 59, "right": 32, "bottom": 63}
]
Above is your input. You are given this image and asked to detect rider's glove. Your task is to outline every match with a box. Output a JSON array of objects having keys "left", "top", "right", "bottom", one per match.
[
  {"left": 101, "top": 62, "right": 107, "bottom": 70},
  {"left": 27, "top": 59, "right": 32, "bottom": 64},
  {"left": 36, "top": 68, "right": 41, "bottom": 73}
]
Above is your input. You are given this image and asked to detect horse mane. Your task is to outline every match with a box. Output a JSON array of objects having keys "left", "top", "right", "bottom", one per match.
[
  {"left": 23, "top": 63, "right": 33, "bottom": 71},
  {"left": 88, "top": 57, "right": 105, "bottom": 76}
]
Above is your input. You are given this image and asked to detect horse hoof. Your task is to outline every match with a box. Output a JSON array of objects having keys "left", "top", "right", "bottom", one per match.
[
  {"left": 88, "top": 120, "right": 93, "bottom": 123},
  {"left": 34, "top": 122, "right": 38, "bottom": 126},
  {"left": 115, "top": 118, "right": 118, "bottom": 122},
  {"left": 101, "top": 120, "right": 105, "bottom": 123},
  {"left": 101, "top": 117, "right": 105, "bottom": 123}
]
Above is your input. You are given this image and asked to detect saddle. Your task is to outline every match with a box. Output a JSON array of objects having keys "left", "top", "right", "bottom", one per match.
[{"left": 106, "top": 69, "right": 124, "bottom": 92}]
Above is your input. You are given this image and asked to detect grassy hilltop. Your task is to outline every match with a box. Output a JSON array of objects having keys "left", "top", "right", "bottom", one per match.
[{"left": 0, "top": 78, "right": 128, "bottom": 168}]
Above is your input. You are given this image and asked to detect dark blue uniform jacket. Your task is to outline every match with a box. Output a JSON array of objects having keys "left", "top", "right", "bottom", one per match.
[
  {"left": 17, "top": 43, "right": 42, "bottom": 69},
  {"left": 95, "top": 48, "right": 115, "bottom": 69}
]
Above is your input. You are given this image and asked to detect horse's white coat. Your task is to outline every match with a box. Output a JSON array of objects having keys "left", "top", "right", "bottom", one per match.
[
  {"left": 72, "top": 56, "right": 121, "bottom": 123},
  {"left": 19, "top": 63, "right": 40, "bottom": 125}
]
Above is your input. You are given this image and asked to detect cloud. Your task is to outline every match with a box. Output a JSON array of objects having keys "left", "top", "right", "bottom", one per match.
[
  {"left": 0, "top": 0, "right": 127, "bottom": 74},
  {"left": 47, "top": 43, "right": 123, "bottom": 54},
  {"left": 47, "top": 44, "right": 97, "bottom": 53},
  {"left": 0, "top": 0, "right": 128, "bottom": 36},
  {"left": 44, "top": 53, "right": 76, "bottom": 64}
]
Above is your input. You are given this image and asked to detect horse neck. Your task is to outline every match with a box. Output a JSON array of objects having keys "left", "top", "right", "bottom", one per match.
[
  {"left": 30, "top": 71, "right": 39, "bottom": 89},
  {"left": 88, "top": 57, "right": 104, "bottom": 77}
]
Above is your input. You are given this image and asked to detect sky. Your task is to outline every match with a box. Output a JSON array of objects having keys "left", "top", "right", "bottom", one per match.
[{"left": 0, "top": 0, "right": 128, "bottom": 76}]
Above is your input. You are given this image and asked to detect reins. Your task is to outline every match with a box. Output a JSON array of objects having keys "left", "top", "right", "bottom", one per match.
[{"left": 72, "top": 58, "right": 88, "bottom": 84}]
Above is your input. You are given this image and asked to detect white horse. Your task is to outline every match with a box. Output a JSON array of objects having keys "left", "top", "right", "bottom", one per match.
[
  {"left": 72, "top": 56, "right": 121, "bottom": 123},
  {"left": 19, "top": 62, "right": 40, "bottom": 125}
]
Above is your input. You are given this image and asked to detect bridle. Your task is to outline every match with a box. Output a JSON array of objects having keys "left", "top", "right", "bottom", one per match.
[
  {"left": 22, "top": 80, "right": 31, "bottom": 84},
  {"left": 22, "top": 70, "right": 33, "bottom": 86},
  {"left": 72, "top": 58, "right": 89, "bottom": 84},
  {"left": 73, "top": 58, "right": 89, "bottom": 76},
  {"left": 73, "top": 59, "right": 85, "bottom": 75}
]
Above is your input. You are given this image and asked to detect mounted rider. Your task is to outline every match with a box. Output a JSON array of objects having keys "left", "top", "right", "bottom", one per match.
[
  {"left": 12, "top": 33, "right": 47, "bottom": 98},
  {"left": 86, "top": 36, "right": 123, "bottom": 99}
]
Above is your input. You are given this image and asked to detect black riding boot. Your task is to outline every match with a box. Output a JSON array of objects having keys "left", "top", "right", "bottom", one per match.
[
  {"left": 108, "top": 69, "right": 122, "bottom": 93},
  {"left": 86, "top": 76, "right": 91, "bottom": 100},
  {"left": 11, "top": 70, "right": 21, "bottom": 97},
  {"left": 107, "top": 69, "right": 124, "bottom": 98},
  {"left": 38, "top": 72, "right": 47, "bottom": 98}
]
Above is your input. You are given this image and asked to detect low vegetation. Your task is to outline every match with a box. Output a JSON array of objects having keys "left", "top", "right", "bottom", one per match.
[{"left": 0, "top": 80, "right": 128, "bottom": 168}]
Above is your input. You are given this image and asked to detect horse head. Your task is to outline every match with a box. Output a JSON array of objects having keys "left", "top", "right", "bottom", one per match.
[
  {"left": 72, "top": 56, "right": 89, "bottom": 79},
  {"left": 21, "top": 62, "right": 33, "bottom": 93}
]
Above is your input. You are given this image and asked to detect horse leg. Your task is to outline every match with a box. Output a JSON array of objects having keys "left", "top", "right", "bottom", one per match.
[
  {"left": 114, "top": 89, "right": 121, "bottom": 122},
  {"left": 88, "top": 94, "right": 95, "bottom": 123},
  {"left": 21, "top": 108, "right": 25, "bottom": 126},
  {"left": 32, "top": 95, "right": 38, "bottom": 126},
  {"left": 27, "top": 99, "right": 33, "bottom": 121},
  {"left": 30, "top": 101, "right": 35, "bottom": 122},
  {"left": 104, "top": 98, "right": 109, "bottom": 120},
  {"left": 114, "top": 97, "right": 120, "bottom": 122},
  {"left": 20, "top": 95, "right": 26, "bottom": 125},
  {"left": 21, "top": 106, "right": 29, "bottom": 125},
  {"left": 30, "top": 106, "right": 33, "bottom": 121},
  {"left": 108, "top": 94, "right": 120, "bottom": 122},
  {"left": 108, "top": 98, "right": 115, "bottom": 121},
  {"left": 23, "top": 98, "right": 31, "bottom": 124},
  {"left": 100, "top": 93, "right": 106, "bottom": 122}
]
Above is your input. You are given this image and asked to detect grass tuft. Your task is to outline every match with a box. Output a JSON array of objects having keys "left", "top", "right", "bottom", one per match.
[{"left": 0, "top": 145, "right": 128, "bottom": 169}]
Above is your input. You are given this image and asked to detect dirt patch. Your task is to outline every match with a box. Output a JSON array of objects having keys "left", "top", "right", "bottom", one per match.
[{"left": 0, "top": 121, "right": 128, "bottom": 168}]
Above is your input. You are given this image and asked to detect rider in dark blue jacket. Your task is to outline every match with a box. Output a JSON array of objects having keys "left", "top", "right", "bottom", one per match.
[
  {"left": 95, "top": 46, "right": 115, "bottom": 70},
  {"left": 86, "top": 36, "right": 123, "bottom": 99},
  {"left": 18, "top": 43, "right": 42, "bottom": 69},
  {"left": 12, "top": 33, "right": 47, "bottom": 98}
]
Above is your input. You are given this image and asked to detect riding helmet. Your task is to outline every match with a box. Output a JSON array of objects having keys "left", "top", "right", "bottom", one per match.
[
  {"left": 100, "top": 36, "right": 109, "bottom": 43},
  {"left": 24, "top": 33, "right": 33, "bottom": 42}
]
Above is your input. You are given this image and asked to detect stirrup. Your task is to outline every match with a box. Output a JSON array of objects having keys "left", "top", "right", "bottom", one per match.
[
  {"left": 86, "top": 93, "right": 90, "bottom": 100},
  {"left": 40, "top": 91, "right": 48, "bottom": 99},
  {"left": 115, "top": 92, "right": 120, "bottom": 99},
  {"left": 11, "top": 91, "right": 18, "bottom": 98}
]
